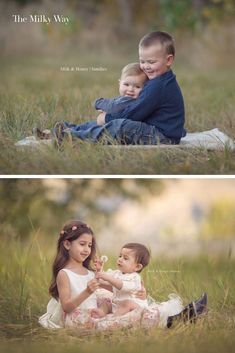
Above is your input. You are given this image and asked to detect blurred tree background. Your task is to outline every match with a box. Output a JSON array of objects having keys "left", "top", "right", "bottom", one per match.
[
  {"left": 0, "top": 179, "right": 164, "bottom": 241},
  {"left": 1, "top": 179, "right": 235, "bottom": 258},
  {"left": 8, "top": 0, "right": 235, "bottom": 32},
  {"left": 1, "top": 0, "right": 235, "bottom": 69}
]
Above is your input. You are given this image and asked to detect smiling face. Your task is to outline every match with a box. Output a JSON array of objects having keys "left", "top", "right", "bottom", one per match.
[
  {"left": 139, "top": 44, "right": 174, "bottom": 79},
  {"left": 64, "top": 233, "right": 93, "bottom": 264},
  {"left": 116, "top": 247, "right": 142, "bottom": 274},
  {"left": 119, "top": 74, "right": 146, "bottom": 98}
]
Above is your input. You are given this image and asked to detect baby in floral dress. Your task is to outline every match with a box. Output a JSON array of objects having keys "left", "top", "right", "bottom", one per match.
[{"left": 92, "top": 243, "right": 150, "bottom": 318}]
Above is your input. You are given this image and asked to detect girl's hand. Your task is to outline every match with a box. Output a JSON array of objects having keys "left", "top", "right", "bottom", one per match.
[
  {"left": 86, "top": 279, "right": 99, "bottom": 294},
  {"left": 132, "top": 283, "right": 147, "bottom": 300}
]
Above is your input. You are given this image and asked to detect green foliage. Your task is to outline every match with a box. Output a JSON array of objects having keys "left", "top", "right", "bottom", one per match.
[
  {"left": 158, "top": 0, "right": 235, "bottom": 31},
  {"left": 159, "top": 0, "right": 199, "bottom": 31},
  {"left": 4, "top": 0, "right": 235, "bottom": 34}
]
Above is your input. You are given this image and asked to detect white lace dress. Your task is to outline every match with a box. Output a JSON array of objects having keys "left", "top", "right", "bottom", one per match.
[
  {"left": 39, "top": 269, "right": 97, "bottom": 329},
  {"left": 39, "top": 268, "right": 183, "bottom": 331}
]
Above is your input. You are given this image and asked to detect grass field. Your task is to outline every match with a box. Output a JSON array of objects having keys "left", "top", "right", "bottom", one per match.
[
  {"left": 0, "top": 235, "right": 235, "bottom": 353},
  {"left": 0, "top": 55, "right": 235, "bottom": 175}
]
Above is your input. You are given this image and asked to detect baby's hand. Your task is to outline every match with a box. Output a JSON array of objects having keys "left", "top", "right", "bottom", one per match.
[
  {"left": 94, "top": 257, "right": 103, "bottom": 272},
  {"left": 97, "top": 112, "right": 106, "bottom": 125},
  {"left": 96, "top": 271, "right": 110, "bottom": 282},
  {"left": 94, "top": 255, "right": 108, "bottom": 272}
]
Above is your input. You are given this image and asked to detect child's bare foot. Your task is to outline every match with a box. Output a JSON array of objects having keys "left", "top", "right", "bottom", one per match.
[{"left": 90, "top": 308, "right": 106, "bottom": 318}]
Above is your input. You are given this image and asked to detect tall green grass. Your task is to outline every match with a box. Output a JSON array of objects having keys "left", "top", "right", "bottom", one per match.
[
  {"left": 1, "top": 234, "right": 235, "bottom": 353},
  {"left": 0, "top": 56, "right": 234, "bottom": 175}
]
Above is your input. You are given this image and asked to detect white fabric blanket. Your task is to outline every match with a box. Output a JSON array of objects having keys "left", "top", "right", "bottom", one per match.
[
  {"left": 15, "top": 128, "right": 234, "bottom": 150},
  {"left": 180, "top": 128, "right": 234, "bottom": 150}
]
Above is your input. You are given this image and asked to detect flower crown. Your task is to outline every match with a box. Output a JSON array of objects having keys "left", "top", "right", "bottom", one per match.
[{"left": 60, "top": 224, "right": 90, "bottom": 237}]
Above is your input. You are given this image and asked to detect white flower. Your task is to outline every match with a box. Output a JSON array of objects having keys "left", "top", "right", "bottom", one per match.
[{"left": 101, "top": 255, "right": 108, "bottom": 263}]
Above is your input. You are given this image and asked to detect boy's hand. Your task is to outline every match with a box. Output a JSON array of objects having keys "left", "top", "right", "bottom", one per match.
[{"left": 97, "top": 112, "right": 106, "bottom": 125}]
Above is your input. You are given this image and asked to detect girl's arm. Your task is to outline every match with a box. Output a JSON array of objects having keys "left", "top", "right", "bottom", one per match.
[
  {"left": 57, "top": 270, "right": 99, "bottom": 313},
  {"left": 99, "top": 283, "right": 113, "bottom": 292}
]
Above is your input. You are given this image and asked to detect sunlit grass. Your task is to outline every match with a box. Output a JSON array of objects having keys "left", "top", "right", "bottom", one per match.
[
  {"left": 0, "top": 56, "right": 235, "bottom": 175},
  {"left": 1, "top": 234, "right": 235, "bottom": 353}
]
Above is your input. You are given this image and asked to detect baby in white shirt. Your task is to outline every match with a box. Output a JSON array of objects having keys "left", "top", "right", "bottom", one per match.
[{"left": 92, "top": 243, "right": 150, "bottom": 317}]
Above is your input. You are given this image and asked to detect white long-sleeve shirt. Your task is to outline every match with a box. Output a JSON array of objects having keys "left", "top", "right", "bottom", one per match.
[{"left": 107, "top": 269, "right": 148, "bottom": 308}]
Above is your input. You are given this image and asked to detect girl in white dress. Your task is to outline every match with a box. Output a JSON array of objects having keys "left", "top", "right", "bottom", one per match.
[{"left": 39, "top": 220, "right": 100, "bottom": 329}]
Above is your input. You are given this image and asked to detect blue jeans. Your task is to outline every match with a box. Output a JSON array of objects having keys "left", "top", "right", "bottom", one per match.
[
  {"left": 115, "top": 119, "right": 173, "bottom": 144},
  {"left": 64, "top": 119, "right": 174, "bottom": 145},
  {"left": 67, "top": 119, "right": 124, "bottom": 142},
  {"left": 64, "top": 121, "right": 97, "bottom": 131}
]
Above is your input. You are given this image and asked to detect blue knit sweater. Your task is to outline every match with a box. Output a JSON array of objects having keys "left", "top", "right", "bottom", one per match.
[{"left": 105, "top": 69, "right": 186, "bottom": 141}]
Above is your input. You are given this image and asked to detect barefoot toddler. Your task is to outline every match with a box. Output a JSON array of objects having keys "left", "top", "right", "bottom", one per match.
[{"left": 92, "top": 243, "right": 150, "bottom": 318}]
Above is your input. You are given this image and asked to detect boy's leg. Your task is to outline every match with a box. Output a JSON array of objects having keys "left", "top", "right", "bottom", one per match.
[
  {"left": 113, "top": 300, "right": 139, "bottom": 317},
  {"left": 70, "top": 119, "right": 125, "bottom": 142},
  {"left": 65, "top": 121, "right": 97, "bottom": 131},
  {"left": 53, "top": 119, "right": 126, "bottom": 145},
  {"left": 116, "top": 119, "right": 173, "bottom": 145}
]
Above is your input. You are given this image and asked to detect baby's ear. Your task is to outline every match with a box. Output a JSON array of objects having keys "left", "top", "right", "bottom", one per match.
[
  {"left": 136, "top": 263, "right": 143, "bottom": 272},
  {"left": 63, "top": 240, "right": 71, "bottom": 250}
]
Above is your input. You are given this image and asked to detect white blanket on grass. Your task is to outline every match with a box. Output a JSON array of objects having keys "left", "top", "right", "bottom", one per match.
[{"left": 15, "top": 128, "right": 235, "bottom": 150}]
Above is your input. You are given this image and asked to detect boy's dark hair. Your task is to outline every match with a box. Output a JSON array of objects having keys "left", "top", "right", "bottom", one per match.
[
  {"left": 139, "top": 31, "right": 175, "bottom": 57},
  {"left": 122, "top": 242, "right": 150, "bottom": 272}
]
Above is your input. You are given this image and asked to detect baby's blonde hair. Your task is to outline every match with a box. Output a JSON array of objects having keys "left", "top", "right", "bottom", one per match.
[{"left": 121, "top": 62, "right": 147, "bottom": 80}]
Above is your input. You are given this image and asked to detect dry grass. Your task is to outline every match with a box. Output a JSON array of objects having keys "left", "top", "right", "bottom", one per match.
[
  {"left": 0, "top": 54, "right": 235, "bottom": 175},
  {"left": 0, "top": 235, "right": 235, "bottom": 353}
]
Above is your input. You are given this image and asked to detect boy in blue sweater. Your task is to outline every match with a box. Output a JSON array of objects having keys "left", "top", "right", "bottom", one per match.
[
  {"left": 36, "top": 31, "right": 185, "bottom": 145},
  {"left": 96, "top": 30, "right": 186, "bottom": 144}
]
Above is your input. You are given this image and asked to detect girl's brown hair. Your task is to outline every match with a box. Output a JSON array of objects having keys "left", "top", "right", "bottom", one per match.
[{"left": 49, "top": 220, "right": 96, "bottom": 299}]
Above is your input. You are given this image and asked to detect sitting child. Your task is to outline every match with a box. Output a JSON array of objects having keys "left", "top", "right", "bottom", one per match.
[
  {"left": 59, "top": 31, "right": 186, "bottom": 146},
  {"left": 34, "top": 31, "right": 186, "bottom": 146},
  {"left": 97, "top": 30, "right": 186, "bottom": 145},
  {"left": 91, "top": 242, "right": 150, "bottom": 318},
  {"left": 33, "top": 63, "right": 147, "bottom": 144}
]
